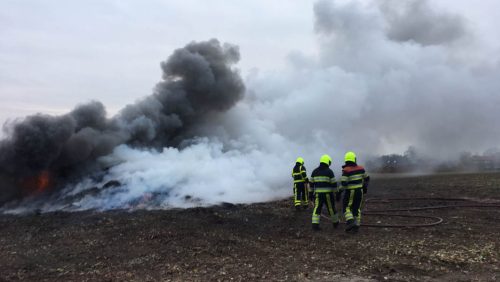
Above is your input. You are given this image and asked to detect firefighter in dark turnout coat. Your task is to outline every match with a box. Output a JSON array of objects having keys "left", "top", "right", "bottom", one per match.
[
  {"left": 340, "top": 151, "right": 370, "bottom": 233},
  {"left": 310, "top": 154, "right": 340, "bottom": 231},
  {"left": 292, "top": 157, "right": 309, "bottom": 210}
]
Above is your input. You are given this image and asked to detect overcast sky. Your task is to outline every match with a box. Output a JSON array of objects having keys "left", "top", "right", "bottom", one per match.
[{"left": 1, "top": 0, "right": 499, "bottom": 134}]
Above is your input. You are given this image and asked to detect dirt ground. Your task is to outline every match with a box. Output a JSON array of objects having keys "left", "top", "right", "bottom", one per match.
[{"left": 1, "top": 172, "right": 499, "bottom": 281}]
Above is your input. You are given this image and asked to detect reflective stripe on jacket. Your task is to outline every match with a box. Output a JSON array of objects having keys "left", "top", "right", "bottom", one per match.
[
  {"left": 310, "top": 163, "right": 337, "bottom": 193},
  {"left": 340, "top": 163, "right": 369, "bottom": 190},
  {"left": 292, "top": 163, "right": 308, "bottom": 183}
]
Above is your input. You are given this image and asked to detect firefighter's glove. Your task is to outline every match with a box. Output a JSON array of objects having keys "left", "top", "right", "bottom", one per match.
[{"left": 363, "top": 187, "right": 368, "bottom": 194}]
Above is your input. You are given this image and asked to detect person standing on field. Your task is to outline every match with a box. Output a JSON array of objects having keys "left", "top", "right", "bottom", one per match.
[
  {"left": 340, "top": 151, "right": 370, "bottom": 233},
  {"left": 292, "top": 157, "right": 309, "bottom": 210},
  {"left": 310, "top": 154, "right": 340, "bottom": 231}
]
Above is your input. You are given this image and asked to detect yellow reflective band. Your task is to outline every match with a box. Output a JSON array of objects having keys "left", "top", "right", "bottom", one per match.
[
  {"left": 326, "top": 195, "right": 334, "bottom": 218},
  {"left": 312, "top": 215, "right": 320, "bottom": 224},
  {"left": 348, "top": 190, "right": 354, "bottom": 207},
  {"left": 314, "top": 188, "right": 335, "bottom": 193},
  {"left": 350, "top": 175, "right": 364, "bottom": 181},
  {"left": 340, "top": 177, "right": 348, "bottom": 188},
  {"left": 312, "top": 176, "right": 331, "bottom": 182},
  {"left": 344, "top": 190, "right": 355, "bottom": 220},
  {"left": 312, "top": 196, "right": 320, "bottom": 224},
  {"left": 346, "top": 184, "right": 363, "bottom": 189}
]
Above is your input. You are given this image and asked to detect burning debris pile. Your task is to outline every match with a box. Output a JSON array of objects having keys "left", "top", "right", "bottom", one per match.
[{"left": 0, "top": 39, "right": 245, "bottom": 209}]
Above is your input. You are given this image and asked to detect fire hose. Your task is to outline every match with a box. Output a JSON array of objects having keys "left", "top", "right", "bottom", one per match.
[{"left": 320, "top": 197, "right": 500, "bottom": 228}]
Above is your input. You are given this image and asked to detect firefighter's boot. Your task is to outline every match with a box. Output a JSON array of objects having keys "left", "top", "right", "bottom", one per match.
[
  {"left": 332, "top": 213, "right": 340, "bottom": 229},
  {"left": 345, "top": 219, "right": 356, "bottom": 233},
  {"left": 352, "top": 218, "right": 360, "bottom": 233},
  {"left": 333, "top": 221, "right": 339, "bottom": 229}
]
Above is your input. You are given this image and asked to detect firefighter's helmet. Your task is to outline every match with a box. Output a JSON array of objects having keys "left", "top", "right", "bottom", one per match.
[
  {"left": 320, "top": 154, "right": 332, "bottom": 166},
  {"left": 296, "top": 157, "right": 304, "bottom": 165},
  {"left": 345, "top": 151, "right": 357, "bottom": 163}
]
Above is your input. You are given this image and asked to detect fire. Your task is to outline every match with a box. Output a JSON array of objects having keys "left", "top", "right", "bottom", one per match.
[
  {"left": 20, "top": 170, "right": 52, "bottom": 195},
  {"left": 36, "top": 170, "right": 51, "bottom": 193}
]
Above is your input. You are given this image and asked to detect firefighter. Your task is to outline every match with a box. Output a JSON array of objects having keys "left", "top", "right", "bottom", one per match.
[
  {"left": 310, "top": 154, "right": 340, "bottom": 231},
  {"left": 292, "top": 157, "right": 309, "bottom": 210},
  {"left": 340, "top": 151, "right": 370, "bottom": 233}
]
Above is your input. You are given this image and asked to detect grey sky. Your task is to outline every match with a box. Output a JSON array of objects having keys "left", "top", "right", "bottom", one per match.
[
  {"left": 0, "top": 0, "right": 315, "bottom": 127},
  {"left": 1, "top": 0, "right": 499, "bottom": 134}
]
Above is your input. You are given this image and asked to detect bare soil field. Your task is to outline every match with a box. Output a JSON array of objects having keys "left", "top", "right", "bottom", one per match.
[{"left": 1, "top": 172, "right": 499, "bottom": 281}]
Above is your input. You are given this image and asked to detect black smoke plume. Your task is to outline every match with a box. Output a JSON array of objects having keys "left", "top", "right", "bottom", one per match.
[{"left": 0, "top": 39, "right": 245, "bottom": 205}]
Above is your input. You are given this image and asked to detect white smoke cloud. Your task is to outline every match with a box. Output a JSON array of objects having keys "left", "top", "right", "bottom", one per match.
[
  {"left": 6, "top": 140, "right": 288, "bottom": 213},
  {"left": 3, "top": 0, "right": 500, "bottom": 213},
  {"left": 243, "top": 0, "right": 500, "bottom": 160},
  {"left": 379, "top": 0, "right": 468, "bottom": 46}
]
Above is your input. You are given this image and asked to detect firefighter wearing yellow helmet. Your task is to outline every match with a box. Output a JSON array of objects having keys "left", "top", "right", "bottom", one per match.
[
  {"left": 340, "top": 151, "right": 370, "bottom": 233},
  {"left": 310, "top": 154, "right": 340, "bottom": 231},
  {"left": 291, "top": 157, "right": 309, "bottom": 210}
]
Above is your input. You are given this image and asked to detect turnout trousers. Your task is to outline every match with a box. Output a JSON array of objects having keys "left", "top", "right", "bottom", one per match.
[
  {"left": 312, "top": 192, "right": 339, "bottom": 226},
  {"left": 342, "top": 188, "right": 363, "bottom": 225},
  {"left": 293, "top": 182, "right": 308, "bottom": 208}
]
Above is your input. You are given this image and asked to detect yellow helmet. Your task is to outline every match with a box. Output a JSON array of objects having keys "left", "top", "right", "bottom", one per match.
[
  {"left": 345, "top": 151, "right": 357, "bottom": 163},
  {"left": 320, "top": 154, "right": 332, "bottom": 166},
  {"left": 296, "top": 157, "right": 304, "bottom": 165}
]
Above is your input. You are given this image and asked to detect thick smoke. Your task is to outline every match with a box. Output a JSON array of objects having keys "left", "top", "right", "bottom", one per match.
[
  {"left": 241, "top": 0, "right": 500, "bottom": 161},
  {"left": 2, "top": 0, "right": 500, "bottom": 213},
  {"left": 310, "top": 0, "right": 500, "bottom": 158},
  {"left": 379, "top": 0, "right": 467, "bottom": 46},
  {"left": 0, "top": 39, "right": 244, "bottom": 205},
  {"left": 118, "top": 40, "right": 244, "bottom": 147}
]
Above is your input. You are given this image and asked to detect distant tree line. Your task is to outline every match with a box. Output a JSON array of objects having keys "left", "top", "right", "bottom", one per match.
[{"left": 366, "top": 147, "right": 500, "bottom": 173}]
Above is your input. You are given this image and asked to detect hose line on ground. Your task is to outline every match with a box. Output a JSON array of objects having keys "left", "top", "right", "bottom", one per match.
[{"left": 320, "top": 197, "right": 500, "bottom": 228}]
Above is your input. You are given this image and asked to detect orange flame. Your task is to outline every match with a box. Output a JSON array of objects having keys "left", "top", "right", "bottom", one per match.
[
  {"left": 20, "top": 170, "right": 52, "bottom": 195},
  {"left": 36, "top": 170, "right": 51, "bottom": 193}
]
